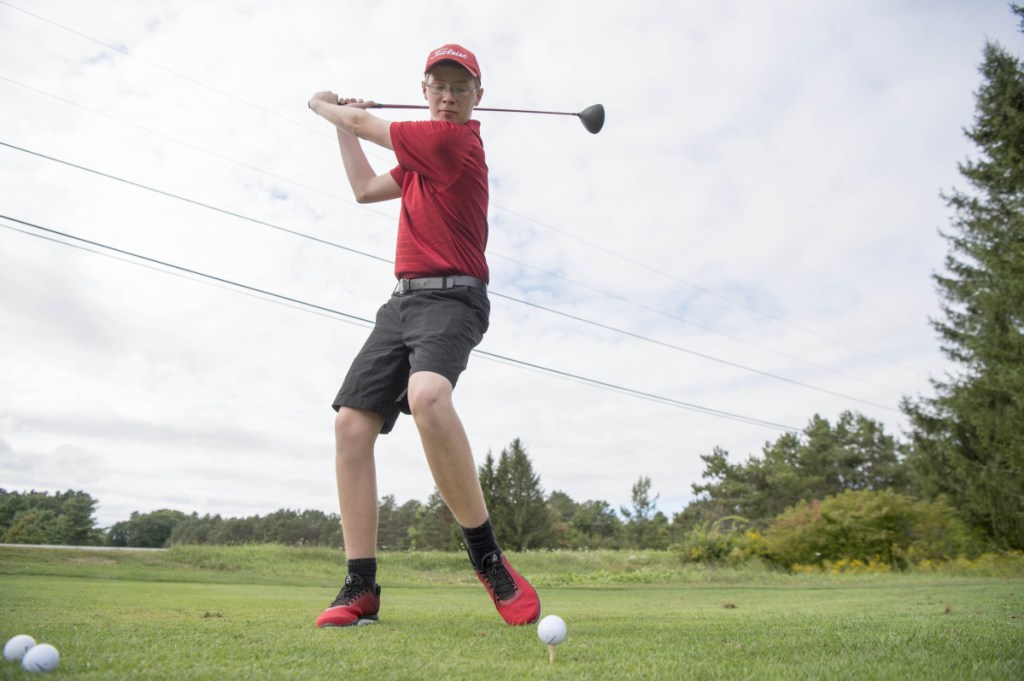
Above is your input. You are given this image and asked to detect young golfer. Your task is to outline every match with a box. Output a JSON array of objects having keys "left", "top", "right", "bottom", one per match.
[{"left": 307, "top": 44, "right": 541, "bottom": 628}]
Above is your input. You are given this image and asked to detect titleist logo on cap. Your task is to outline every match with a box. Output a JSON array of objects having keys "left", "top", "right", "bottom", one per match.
[{"left": 433, "top": 47, "right": 469, "bottom": 60}]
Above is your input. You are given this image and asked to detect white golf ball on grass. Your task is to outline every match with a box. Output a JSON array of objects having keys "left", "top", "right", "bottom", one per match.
[
  {"left": 21, "top": 643, "right": 59, "bottom": 673},
  {"left": 3, "top": 634, "right": 36, "bottom": 662},
  {"left": 537, "top": 615, "right": 567, "bottom": 662}
]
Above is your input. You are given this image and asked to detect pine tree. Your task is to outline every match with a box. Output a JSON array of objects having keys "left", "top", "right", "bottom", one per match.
[
  {"left": 407, "top": 490, "right": 461, "bottom": 551},
  {"left": 620, "top": 476, "right": 670, "bottom": 549},
  {"left": 483, "top": 438, "right": 552, "bottom": 550},
  {"left": 903, "top": 9, "right": 1024, "bottom": 549}
]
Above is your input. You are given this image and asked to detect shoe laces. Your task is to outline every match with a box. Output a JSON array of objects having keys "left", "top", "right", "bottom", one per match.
[
  {"left": 331, "top": 574, "right": 370, "bottom": 607},
  {"left": 479, "top": 552, "right": 517, "bottom": 601}
]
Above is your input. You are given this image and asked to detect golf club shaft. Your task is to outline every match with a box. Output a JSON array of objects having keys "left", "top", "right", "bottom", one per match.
[
  {"left": 365, "top": 102, "right": 604, "bottom": 134},
  {"left": 370, "top": 104, "right": 577, "bottom": 117}
]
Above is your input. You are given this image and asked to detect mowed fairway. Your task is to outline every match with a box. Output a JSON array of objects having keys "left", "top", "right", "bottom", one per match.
[{"left": 1, "top": 547, "right": 1022, "bottom": 680}]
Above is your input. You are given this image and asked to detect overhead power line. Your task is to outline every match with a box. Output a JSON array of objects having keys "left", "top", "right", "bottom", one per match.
[
  {"left": 0, "top": 140, "right": 900, "bottom": 413},
  {"left": 0, "top": 219, "right": 358, "bottom": 326},
  {"left": 0, "top": 214, "right": 373, "bottom": 327},
  {"left": 489, "top": 251, "right": 905, "bottom": 395},
  {"left": 0, "top": 213, "right": 801, "bottom": 432},
  {"left": 0, "top": 140, "right": 390, "bottom": 265},
  {"left": 0, "top": 74, "right": 394, "bottom": 220},
  {"left": 0, "top": 0, "right": 926, "bottom": 378}
]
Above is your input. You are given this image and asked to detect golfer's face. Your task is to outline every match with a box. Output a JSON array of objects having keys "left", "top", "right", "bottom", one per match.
[{"left": 423, "top": 64, "right": 482, "bottom": 125}]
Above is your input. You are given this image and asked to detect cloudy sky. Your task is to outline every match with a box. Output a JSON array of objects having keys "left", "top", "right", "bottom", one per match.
[{"left": 1, "top": 1, "right": 1020, "bottom": 528}]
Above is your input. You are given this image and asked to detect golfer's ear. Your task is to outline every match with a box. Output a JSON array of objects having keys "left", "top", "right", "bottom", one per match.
[
  {"left": 474, "top": 87, "right": 483, "bottom": 106},
  {"left": 422, "top": 80, "right": 429, "bottom": 101}
]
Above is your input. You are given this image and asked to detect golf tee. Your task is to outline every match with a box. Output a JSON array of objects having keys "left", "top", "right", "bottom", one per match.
[{"left": 548, "top": 644, "right": 556, "bottom": 663}]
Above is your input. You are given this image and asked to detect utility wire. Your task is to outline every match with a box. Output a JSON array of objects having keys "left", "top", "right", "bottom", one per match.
[
  {"left": 0, "top": 74, "right": 394, "bottom": 222},
  {"left": 490, "top": 251, "right": 904, "bottom": 395},
  {"left": 0, "top": 141, "right": 900, "bottom": 413},
  {"left": 0, "top": 213, "right": 800, "bottom": 432},
  {"left": 0, "top": 214, "right": 373, "bottom": 327},
  {"left": 0, "top": 140, "right": 390, "bottom": 265},
  {"left": 0, "top": 0, "right": 926, "bottom": 378},
  {"left": 471, "top": 348, "right": 796, "bottom": 426},
  {"left": 488, "top": 290, "right": 898, "bottom": 412},
  {"left": 0, "top": 221, "right": 360, "bottom": 327},
  {"left": 497, "top": 204, "right": 927, "bottom": 375}
]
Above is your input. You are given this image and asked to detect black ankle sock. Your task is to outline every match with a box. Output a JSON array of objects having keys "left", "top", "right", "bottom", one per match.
[
  {"left": 347, "top": 557, "right": 377, "bottom": 585},
  {"left": 462, "top": 518, "right": 500, "bottom": 569}
]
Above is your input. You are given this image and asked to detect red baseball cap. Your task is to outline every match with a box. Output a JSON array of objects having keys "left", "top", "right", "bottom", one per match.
[{"left": 424, "top": 44, "right": 481, "bottom": 81}]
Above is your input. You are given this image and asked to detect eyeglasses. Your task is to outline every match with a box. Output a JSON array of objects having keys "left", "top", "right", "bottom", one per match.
[{"left": 425, "top": 82, "right": 479, "bottom": 100}]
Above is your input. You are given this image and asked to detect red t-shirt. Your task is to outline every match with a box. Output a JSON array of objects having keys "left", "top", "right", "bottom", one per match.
[{"left": 389, "top": 119, "right": 490, "bottom": 283}]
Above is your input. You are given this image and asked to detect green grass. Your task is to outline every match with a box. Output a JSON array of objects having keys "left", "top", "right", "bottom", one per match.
[{"left": 2, "top": 546, "right": 1022, "bottom": 680}]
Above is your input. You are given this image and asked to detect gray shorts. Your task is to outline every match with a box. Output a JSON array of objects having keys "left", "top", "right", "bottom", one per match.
[{"left": 332, "top": 285, "right": 490, "bottom": 434}]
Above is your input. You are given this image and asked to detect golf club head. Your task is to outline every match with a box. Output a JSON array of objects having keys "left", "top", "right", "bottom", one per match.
[{"left": 578, "top": 104, "right": 605, "bottom": 134}]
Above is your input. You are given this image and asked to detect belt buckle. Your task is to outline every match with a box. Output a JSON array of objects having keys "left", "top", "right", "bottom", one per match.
[{"left": 396, "top": 279, "right": 412, "bottom": 295}]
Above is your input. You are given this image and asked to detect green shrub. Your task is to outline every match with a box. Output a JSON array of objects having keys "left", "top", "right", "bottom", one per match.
[
  {"left": 678, "top": 516, "right": 768, "bottom": 566},
  {"left": 764, "top": 489, "right": 976, "bottom": 570}
]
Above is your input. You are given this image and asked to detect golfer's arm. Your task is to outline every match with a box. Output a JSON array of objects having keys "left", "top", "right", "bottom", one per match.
[
  {"left": 336, "top": 130, "right": 401, "bottom": 203},
  {"left": 314, "top": 102, "right": 394, "bottom": 150}
]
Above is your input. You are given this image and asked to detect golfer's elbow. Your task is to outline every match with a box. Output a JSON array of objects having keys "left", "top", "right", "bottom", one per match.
[
  {"left": 348, "top": 113, "right": 368, "bottom": 139},
  {"left": 350, "top": 178, "right": 386, "bottom": 204},
  {"left": 346, "top": 110, "right": 373, "bottom": 140},
  {"left": 347, "top": 113, "right": 392, "bottom": 151},
  {"left": 348, "top": 170, "right": 399, "bottom": 204}
]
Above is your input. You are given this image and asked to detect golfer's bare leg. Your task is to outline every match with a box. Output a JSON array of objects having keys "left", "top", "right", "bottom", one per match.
[
  {"left": 334, "top": 406, "right": 382, "bottom": 558},
  {"left": 408, "top": 371, "right": 489, "bottom": 528}
]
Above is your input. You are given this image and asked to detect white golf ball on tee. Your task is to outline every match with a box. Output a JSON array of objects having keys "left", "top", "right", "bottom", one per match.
[
  {"left": 3, "top": 634, "right": 36, "bottom": 662},
  {"left": 22, "top": 643, "right": 59, "bottom": 673},
  {"left": 537, "top": 615, "right": 567, "bottom": 645}
]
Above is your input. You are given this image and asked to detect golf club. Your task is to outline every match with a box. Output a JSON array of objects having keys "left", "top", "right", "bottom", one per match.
[{"left": 367, "top": 102, "right": 605, "bottom": 134}]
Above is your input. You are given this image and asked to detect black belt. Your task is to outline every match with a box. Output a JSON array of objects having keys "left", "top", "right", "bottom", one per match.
[{"left": 394, "top": 276, "right": 487, "bottom": 295}]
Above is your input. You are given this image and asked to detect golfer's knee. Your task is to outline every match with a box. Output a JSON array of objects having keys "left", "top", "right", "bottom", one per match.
[
  {"left": 334, "top": 407, "right": 380, "bottom": 455},
  {"left": 408, "top": 388, "right": 439, "bottom": 418},
  {"left": 408, "top": 373, "right": 453, "bottom": 427}
]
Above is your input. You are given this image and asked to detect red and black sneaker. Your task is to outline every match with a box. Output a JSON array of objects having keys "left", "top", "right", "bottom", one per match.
[
  {"left": 475, "top": 550, "right": 541, "bottom": 626},
  {"left": 316, "top": 574, "right": 381, "bottom": 628}
]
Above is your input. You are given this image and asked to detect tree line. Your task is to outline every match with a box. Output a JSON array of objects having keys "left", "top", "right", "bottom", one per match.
[
  {"left": 0, "top": 436, "right": 673, "bottom": 552},
  {"left": 2, "top": 7, "right": 1021, "bottom": 567},
  {"left": 0, "top": 413, "right": 997, "bottom": 572}
]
